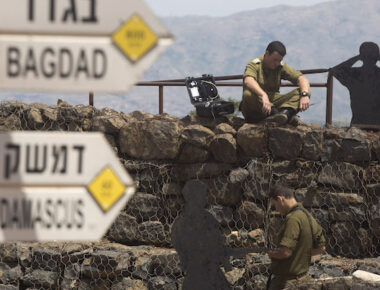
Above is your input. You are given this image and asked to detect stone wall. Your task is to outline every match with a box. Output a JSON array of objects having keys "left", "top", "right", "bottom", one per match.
[{"left": 0, "top": 101, "right": 379, "bottom": 289}]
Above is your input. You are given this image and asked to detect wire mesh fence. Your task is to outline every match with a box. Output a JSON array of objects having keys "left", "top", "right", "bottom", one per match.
[{"left": 0, "top": 101, "right": 379, "bottom": 289}]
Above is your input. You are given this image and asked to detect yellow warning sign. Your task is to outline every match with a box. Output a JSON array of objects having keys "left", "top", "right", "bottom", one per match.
[
  {"left": 87, "top": 167, "right": 126, "bottom": 212},
  {"left": 112, "top": 14, "right": 158, "bottom": 62}
]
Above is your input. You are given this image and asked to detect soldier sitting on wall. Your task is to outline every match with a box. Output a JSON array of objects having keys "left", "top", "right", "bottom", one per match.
[{"left": 240, "top": 41, "right": 311, "bottom": 126}]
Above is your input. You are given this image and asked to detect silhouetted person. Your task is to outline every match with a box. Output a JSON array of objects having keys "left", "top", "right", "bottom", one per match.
[
  {"left": 171, "top": 180, "right": 232, "bottom": 290},
  {"left": 332, "top": 41, "right": 380, "bottom": 126}
]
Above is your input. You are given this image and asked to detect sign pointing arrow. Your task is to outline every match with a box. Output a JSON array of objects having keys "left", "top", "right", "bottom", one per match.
[
  {"left": 0, "top": 0, "right": 173, "bottom": 93},
  {"left": 0, "top": 132, "right": 136, "bottom": 241}
]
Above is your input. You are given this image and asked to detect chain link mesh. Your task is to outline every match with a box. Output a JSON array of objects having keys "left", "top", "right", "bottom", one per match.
[{"left": 0, "top": 101, "right": 379, "bottom": 289}]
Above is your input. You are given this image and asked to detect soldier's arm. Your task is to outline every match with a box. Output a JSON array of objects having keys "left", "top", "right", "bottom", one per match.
[
  {"left": 297, "top": 75, "right": 310, "bottom": 94},
  {"left": 243, "top": 76, "right": 271, "bottom": 115},
  {"left": 268, "top": 246, "right": 292, "bottom": 260},
  {"left": 311, "top": 218, "right": 326, "bottom": 256},
  {"left": 297, "top": 75, "right": 311, "bottom": 111}
]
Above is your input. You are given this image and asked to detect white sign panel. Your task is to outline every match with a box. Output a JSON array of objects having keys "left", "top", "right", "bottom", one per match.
[
  {"left": 0, "top": 0, "right": 169, "bottom": 36},
  {"left": 0, "top": 132, "right": 136, "bottom": 241},
  {"left": 0, "top": 186, "right": 134, "bottom": 241},
  {"left": 0, "top": 0, "right": 173, "bottom": 93},
  {"left": 0, "top": 35, "right": 171, "bottom": 92},
  {"left": 0, "top": 132, "right": 133, "bottom": 186}
]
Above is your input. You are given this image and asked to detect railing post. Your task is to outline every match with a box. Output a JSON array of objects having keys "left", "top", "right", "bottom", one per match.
[
  {"left": 326, "top": 70, "right": 334, "bottom": 126},
  {"left": 89, "top": 91, "right": 94, "bottom": 106},
  {"left": 159, "top": 85, "right": 164, "bottom": 114}
]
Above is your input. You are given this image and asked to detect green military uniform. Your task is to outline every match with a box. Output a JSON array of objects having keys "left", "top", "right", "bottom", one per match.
[
  {"left": 241, "top": 56, "right": 306, "bottom": 122},
  {"left": 269, "top": 203, "right": 325, "bottom": 290}
]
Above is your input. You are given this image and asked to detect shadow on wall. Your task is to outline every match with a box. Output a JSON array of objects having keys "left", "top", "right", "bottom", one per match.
[
  {"left": 332, "top": 41, "right": 380, "bottom": 127},
  {"left": 171, "top": 180, "right": 232, "bottom": 290}
]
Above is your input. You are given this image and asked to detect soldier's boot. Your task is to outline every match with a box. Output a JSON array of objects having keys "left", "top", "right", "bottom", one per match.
[
  {"left": 288, "top": 114, "right": 304, "bottom": 126},
  {"left": 265, "top": 108, "right": 288, "bottom": 125}
]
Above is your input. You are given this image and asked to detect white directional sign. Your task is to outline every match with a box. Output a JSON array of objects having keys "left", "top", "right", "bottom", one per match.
[
  {"left": 0, "top": 132, "right": 135, "bottom": 241},
  {"left": 0, "top": 0, "right": 173, "bottom": 92}
]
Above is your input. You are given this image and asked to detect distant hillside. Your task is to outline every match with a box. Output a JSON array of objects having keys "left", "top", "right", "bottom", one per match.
[{"left": 122, "top": 0, "right": 380, "bottom": 123}]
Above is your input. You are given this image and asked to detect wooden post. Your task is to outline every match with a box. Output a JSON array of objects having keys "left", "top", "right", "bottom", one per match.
[
  {"left": 89, "top": 91, "right": 94, "bottom": 106},
  {"left": 326, "top": 71, "right": 333, "bottom": 126},
  {"left": 159, "top": 85, "right": 164, "bottom": 114}
]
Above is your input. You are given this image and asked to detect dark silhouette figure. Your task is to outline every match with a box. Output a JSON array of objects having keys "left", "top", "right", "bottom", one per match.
[
  {"left": 171, "top": 180, "right": 232, "bottom": 290},
  {"left": 332, "top": 41, "right": 380, "bottom": 126}
]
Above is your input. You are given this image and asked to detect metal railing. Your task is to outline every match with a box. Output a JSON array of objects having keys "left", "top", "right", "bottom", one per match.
[{"left": 134, "top": 68, "right": 334, "bottom": 125}]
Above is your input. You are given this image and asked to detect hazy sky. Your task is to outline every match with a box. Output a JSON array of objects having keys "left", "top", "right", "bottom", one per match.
[{"left": 144, "top": 0, "right": 338, "bottom": 17}]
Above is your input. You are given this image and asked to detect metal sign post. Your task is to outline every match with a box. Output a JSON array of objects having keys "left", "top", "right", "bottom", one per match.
[
  {"left": 0, "top": 132, "right": 135, "bottom": 241},
  {"left": 0, "top": 0, "right": 173, "bottom": 93}
]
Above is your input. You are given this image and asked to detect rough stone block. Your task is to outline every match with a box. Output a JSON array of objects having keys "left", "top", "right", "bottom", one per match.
[
  {"left": 318, "top": 162, "right": 363, "bottom": 190},
  {"left": 106, "top": 212, "right": 139, "bottom": 245},
  {"left": 119, "top": 119, "right": 182, "bottom": 160},
  {"left": 302, "top": 130, "right": 323, "bottom": 161},
  {"left": 342, "top": 139, "right": 370, "bottom": 162},
  {"left": 125, "top": 193, "right": 163, "bottom": 222},
  {"left": 235, "top": 201, "right": 265, "bottom": 230},
  {"left": 208, "top": 205, "right": 234, "bottom": 227},
  {"left": 210, "top": 134, "right": 237, "bottom": 163},
  {"left": 178, "top": 143, "right": 209, "bottom": 163},
  {"left": 181, "top": 124, "right": 215, "bottom": 148},
  {"left": 237, "top": 124, "right": 267, "bottom": 158},
  {"left": 269, "top": 127, "right": 303, "bottom": 160}
]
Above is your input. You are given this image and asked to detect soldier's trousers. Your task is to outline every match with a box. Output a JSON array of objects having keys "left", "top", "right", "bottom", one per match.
[
  {"left": 268, "top": 273, "right": 310, "bottom": 290},
  {"left": 240, "top": 89, "right": 302, "bottom": 123}
]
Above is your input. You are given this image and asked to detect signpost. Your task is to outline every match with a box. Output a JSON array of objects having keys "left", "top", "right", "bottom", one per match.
[
  {"left": 0, "top": 0, "right": 173, "bottom": 92},
  {"left": 0, "top": 132, "right": 136, "bottom": 241}
]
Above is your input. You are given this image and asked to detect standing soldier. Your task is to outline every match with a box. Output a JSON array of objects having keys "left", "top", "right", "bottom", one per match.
[{"left": 267, "top": 183, "right": 326, "bottom": 289}]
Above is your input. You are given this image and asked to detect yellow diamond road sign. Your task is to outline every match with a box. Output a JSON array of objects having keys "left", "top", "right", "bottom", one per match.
[
  {"left": 88, "top": 167, "right": 126, "bottom": 212},
  {"left": 112, "top": 14, "right": 158, "bottom": 62}
]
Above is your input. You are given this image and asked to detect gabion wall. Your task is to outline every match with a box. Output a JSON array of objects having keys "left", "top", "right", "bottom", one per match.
[{"left": 0, "top": 101, "right": 379, "bottom": 289}]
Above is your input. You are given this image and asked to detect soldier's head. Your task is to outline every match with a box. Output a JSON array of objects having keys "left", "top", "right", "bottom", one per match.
[
  {"left": 268, "top": 182, "right": 296, "bottom": 215},
  {"left": 263, "top": 41, "right": 287, "bottom": 70},
  {"left": 359, "top": 42, "right": 379, "bottom": 66}
]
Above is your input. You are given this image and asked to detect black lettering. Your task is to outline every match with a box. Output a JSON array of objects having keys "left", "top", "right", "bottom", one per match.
[
  {"left": 26, "top": 145, "right": 47, "bottom": 173},
  {"left": 52, "top": 145, "right": 67, "bottom": 174},
  {"left": 50, "top": 0, "right": 56, "bottom": 21},
  {"left": 82, "top": 0, "right": 98, "bottom": 22},
  {"left": 62, "top": 0, "right": 77, "bottom": 22},
  {"left": 45, "top": 199, "right": 54, "bottom": 229},
  {"left": 66, "top": 200, "right": 73, "bottom": 229},
  {"left": 59, "top": 48, "right": 73, "bottom": 78},
  {"left": 0, "top": 200, "right": 10, "bottom": 229},
  {"left": 55, "top": 199, "right": 64, "bottom": 228},
  {"left": 28, "top": 0, "right": 35, "bottom": 21},
  {"left": 64, "top": 199, "right": 70, "bottom": 228},
  {"left": 32, "top": 200, "right": 43, "bottom": 228},
  {"left": 93, "top": 49, "right": 107, "bottom": 79},
  {"left": 22, "top": 199, "right": 33, "bottom": 229},
  {"left": 41, "top": 48, "right": 56, "bottom": 78},
  {"left": 73, "top": 145, "right": 85, "bottom": 173},
  {"left": 11, "top": 199, "right": 21, "bottom": 229},
  {"left": 76, "top": 199, "right": 84, "bottom": 228},
  {"left": 75, "top": 50, "right": 89, "bottom": 78},
  {"left": 5, "top": 144, "right": 20, "bottom": 179},
  {"left": 7, "top": 47, "right": 21, "bottom": 77},
  {"left": 23, "top": 49, "right": 38, "bottom": 77}
]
